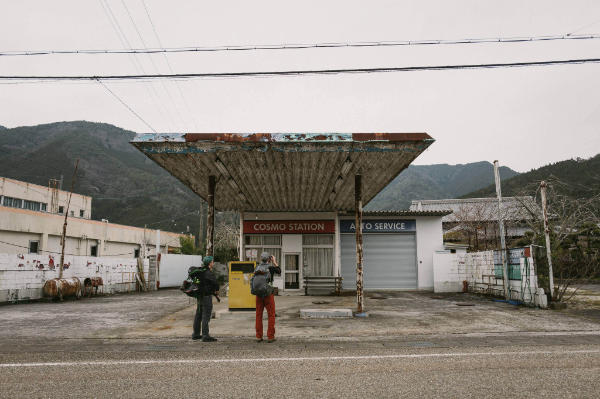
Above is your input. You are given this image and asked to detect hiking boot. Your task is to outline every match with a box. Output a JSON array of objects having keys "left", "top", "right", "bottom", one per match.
[
  {"left": 191, "top": 335, "right": 202, "bottom": 341},
  {"left": 256, "top": 338, "right": 263, "bottom": 342},
  {"left": 202, "top": 336, "right": 218, "bottom": 342},
  {"left": 267, "top": 338, "right": 276, "bottom": 343}
]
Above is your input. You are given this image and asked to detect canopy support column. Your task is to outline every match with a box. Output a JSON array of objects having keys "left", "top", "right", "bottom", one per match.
[
  {"left": 206, "top": 175, "right": 216, "bottom": 257},
  {"left": 355, "top": 174, "right": 364, "bottom": 314}
]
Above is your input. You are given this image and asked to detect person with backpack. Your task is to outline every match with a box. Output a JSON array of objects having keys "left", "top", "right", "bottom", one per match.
[
  {"left": 252, "top": 252, "right": 281, "bottom": 343},
  {"left": 191, "top": 256, "right": 220, "bottom": 342}
]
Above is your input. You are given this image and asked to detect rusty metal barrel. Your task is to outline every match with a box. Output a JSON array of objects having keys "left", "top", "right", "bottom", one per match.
[
  {"left": 43, "top": 278, "right": 82, "bottom": 299},
  {"left": 83, "top": 277, "right": 104, "bottom": 297},
  {"left": 84, "top": 277, "right": 103, "bottom": 287}
]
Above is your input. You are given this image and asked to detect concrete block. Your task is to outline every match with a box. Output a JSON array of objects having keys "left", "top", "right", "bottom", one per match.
[{"left": 300, "top": 308, "right": 353, "bottom": 319}]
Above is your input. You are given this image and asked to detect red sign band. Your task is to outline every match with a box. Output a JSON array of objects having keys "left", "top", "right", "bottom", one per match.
[{"left": 243, "top": 220, "right": 335, "bottom": 234}]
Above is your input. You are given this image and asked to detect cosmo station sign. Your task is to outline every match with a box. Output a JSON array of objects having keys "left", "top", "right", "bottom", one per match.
[{"left": 244, "top": 220, "right": 335, "bottom": 234}]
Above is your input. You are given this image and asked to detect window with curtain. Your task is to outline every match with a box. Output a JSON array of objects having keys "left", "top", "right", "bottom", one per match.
[
  {"left": 302, "top": 234, "right": 334, "bottom": 277},
  {"left": 243, "top": 235, "right": 282, "bottom": 263}
]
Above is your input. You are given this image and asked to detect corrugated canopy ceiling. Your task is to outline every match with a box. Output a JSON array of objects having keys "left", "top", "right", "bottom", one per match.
[{"left": 131, "top": 133, "right": 434, "bottom": 211}]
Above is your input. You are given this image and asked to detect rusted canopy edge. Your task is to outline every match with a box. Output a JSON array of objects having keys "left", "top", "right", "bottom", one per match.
[
  {"left": 131, "top": 133, "right": 433, "bottom": 143},
  {"left": 132, "top": 141, "right": 433, "bottom": 155},
  {"left": 184, "top": 133, "right": 432, "bottom": 143}
]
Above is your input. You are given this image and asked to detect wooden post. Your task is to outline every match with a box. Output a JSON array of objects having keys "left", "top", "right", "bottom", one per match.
[
  {"left": 198, "top": 201, "right": 204, "bottom": 249},
  {"left": 540, "top": 181, "right": 555, "bottom": 300},
  {"left": 493, "top": 160, "right": 510, "bottom": 300},
  {"left": 206, "top": 175, "right": 216, "bottom": 257},
  {"left": 355, "top": 174, "right": 364, "bottom": 314},
  {"left": 59, "top": 159, "right": 79, "bottom": 279}
]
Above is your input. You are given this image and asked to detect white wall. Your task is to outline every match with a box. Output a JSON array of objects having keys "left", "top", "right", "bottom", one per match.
[
  {"left": 433, "top": 251, "right": 463, "bottom": 292},
  {"left": 158, "top": 254, "right": 203, "bottom": 288},
  {"left": 415, "top": 217, "right": 444, "bottom": 290},
  {"left": 0, "top": 253, "right": 149, "bottom": 303},
  {"left": 432, "top": 251, "right": 547, "bottom": 308}
]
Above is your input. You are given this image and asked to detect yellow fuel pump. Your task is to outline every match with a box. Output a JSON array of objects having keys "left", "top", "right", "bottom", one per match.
[{"left": 228, "top": 261, "right": 256, "bottom": 310}]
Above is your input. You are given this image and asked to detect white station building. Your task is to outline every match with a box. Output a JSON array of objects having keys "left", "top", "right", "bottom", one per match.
[{"left": 132, "top": 133, "right": 450, "bottom": 292}]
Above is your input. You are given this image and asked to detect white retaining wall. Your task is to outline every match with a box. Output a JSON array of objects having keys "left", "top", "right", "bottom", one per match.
[
  {"left": 433, "top": 250, "right": 547, "bottom": 308},
  {"left": 0, "top": 253, "right": 149, "bottom": 303},
  {"left": 158, "top": 254, "right": 203, "bottom": 288}
]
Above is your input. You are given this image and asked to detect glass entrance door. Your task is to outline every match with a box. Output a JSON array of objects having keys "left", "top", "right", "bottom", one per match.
[{"left": 284, "top": 253, "right": 300, "bottom": 289}]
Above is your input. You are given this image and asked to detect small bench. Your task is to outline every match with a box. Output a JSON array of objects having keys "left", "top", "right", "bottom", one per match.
[{"left": 304, "top": 276, "right": 343, "bottom": 296}]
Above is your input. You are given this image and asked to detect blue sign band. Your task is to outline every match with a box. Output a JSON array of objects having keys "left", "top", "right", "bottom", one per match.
[{"left": 339, "top": 219, "right": 416, "bottom": 233}]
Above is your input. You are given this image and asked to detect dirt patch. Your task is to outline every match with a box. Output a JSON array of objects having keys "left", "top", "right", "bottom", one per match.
[{"left": 154, "top": 326, "right": 173, "bottom": 331}]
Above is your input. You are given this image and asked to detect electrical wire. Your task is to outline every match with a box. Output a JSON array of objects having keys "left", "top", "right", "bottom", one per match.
[
  {"left": 119, "top": 0, "right": 187, "bottom": 132},
  {"left": 2, "top": 33, "right": 599, "bottom": 57},
  {"left": 141, "top": 0, "right": 199, "bottom": 130},
  {"left": 2, "top": 57, "right": 599, "bottom": 82},
  {"left": 567, "top": 19, "right": 600, "bottom": 36},
  {"left": 96, "top": 78, "right": 157, "bottom": 132},
  {"left": 99, "top": 0, "right": 177, "bottom": 130},
  {"left": 0, "top": 239, "right": 134, "bottom": 257}
]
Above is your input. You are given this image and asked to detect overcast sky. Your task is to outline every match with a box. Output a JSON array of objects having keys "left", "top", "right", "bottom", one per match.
[{"left": 1, "top": 0, "right": 599, "bottom": 172}]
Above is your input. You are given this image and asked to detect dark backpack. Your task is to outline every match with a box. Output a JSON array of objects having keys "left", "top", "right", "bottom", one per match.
[
  {"left": 251, "top": 264, "right": 274, "bottom": 297},
  {"left": 180, "top": 266, "right": 206, "bottom": 298}
]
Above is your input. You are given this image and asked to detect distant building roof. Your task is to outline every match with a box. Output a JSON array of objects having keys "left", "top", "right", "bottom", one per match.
[
  {"left": 409, "top": 197, "right": 538, "bottom": 223},
  {"left": 340, "top": 210, "right": 452, "bottom": 217},
  {"left": 443, "top": 242, "right": 469, "bottom": 249}
]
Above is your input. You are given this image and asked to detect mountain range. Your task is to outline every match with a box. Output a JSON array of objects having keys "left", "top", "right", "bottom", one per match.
[
  {"left": 366, "top": 162, "right": 518, "bottom": 210},
  {"left": 3, "top": 121, "right": 593, "bottom": 232}
]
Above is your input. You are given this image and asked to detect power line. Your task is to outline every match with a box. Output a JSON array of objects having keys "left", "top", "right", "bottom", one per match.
[
  {"left": 2, "top": 57, "right": 600, "bottom": 82},
  {"left": 119, "top": 0, "right": 187, "bottom": 132},
  {"left": 2, "top": 33, "right": 599, "bottom": 57},
  {"left": 99, "top": 0, "right": 178, "bottom": 130},
  {"left": 96, "top": 78, "right": 157, "bottom": 133},
  {"left": 141, "top": 0, "right": 199, "bottom": 130},
  {"left": 567, "top": 19, "right": 600, "bottom": 36}
]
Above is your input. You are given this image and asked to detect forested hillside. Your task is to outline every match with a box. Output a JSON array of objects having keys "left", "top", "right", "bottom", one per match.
[
  {"left": 0, "top": 121, "right": 205, "bottom": 234},
  {"left": 463, "top": 154, "right": 600, "bottom": 199}
]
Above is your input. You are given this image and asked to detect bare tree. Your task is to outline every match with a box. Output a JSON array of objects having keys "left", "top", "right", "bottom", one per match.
[
  {"left": 515, "top": 177, "right": 600, "bottom": 302},
  {"left": 214, "top": 221, "right": 240, "bottom": 258}
]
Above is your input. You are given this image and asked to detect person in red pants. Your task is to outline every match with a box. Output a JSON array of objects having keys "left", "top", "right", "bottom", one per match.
[{"left": 254, "top": 252, "right": 281, "bottom": 343}]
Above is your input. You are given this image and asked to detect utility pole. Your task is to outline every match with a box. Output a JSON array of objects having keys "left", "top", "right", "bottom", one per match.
[
  {"left": 355, "top": 174, "right": 365, "bottom": 314},
  {"left": 59, "top": 160, "right": 79, "bottom": 279},
  {"left": 49, "top": 179, "right": 59, "bottom": 213},
  {"left": 540, "top": 181, "right": 555, "bottom": 300},
  {"left": 206, "top": 175, "right": 216, "bottom": 257},
  {"left": 494, "top": 160, "right": 510, "bottom": 300}
]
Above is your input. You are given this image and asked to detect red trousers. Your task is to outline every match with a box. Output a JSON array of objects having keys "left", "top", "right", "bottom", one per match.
[{"left": 255, "top": 294, "right": 276, "bottom": 339}]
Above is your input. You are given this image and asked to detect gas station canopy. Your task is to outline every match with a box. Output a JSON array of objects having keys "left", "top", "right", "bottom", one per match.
[{"left": 132, "top": 133, "right": 434, "bottom": 212}]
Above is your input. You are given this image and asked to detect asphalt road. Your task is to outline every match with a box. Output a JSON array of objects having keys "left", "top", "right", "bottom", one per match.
[{"left": 2, "top": 334, "right": 600, "bottom": 398}]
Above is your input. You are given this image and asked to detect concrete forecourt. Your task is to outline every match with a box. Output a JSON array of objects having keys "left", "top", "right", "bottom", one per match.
[{"left": 1, "top": 288, "right": 600, "bottom": 398}]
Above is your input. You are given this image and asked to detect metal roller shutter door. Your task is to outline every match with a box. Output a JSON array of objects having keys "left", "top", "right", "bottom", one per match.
[{"left": 341, "top": 234, "right": 417, "bottom": 289}]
